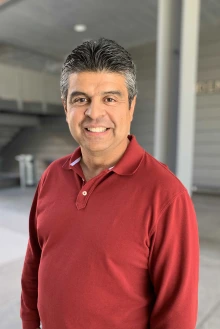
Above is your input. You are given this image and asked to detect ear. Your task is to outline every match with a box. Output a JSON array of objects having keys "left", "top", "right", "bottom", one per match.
[{"left": 129, "top": 95, "right": 136, "bottom": 121}]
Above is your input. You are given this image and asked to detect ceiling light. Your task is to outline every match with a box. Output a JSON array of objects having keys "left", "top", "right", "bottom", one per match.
[{"left": 74, "top": 24, "right": 87, "bottom": 32}]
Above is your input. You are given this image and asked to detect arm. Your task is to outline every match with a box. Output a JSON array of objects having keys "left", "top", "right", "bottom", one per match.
[
  {"left": 148, "top": 190, "right": 199, "bottom": 329},
  {"left": 20, "top": 184, "right": 42, "bottom": 329}
]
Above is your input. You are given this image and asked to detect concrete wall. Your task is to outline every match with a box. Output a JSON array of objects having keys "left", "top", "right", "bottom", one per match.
[
  {"left": 0, "top": 63, "right": 61, "bottom": 113},
  {"left": 194, "top": 40, "right": 220, "bottom": 189},
  {"left": 129, "top": 42, "right": 156, "bottom": 155}
]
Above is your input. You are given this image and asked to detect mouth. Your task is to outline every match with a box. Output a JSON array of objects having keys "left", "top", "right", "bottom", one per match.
[{"left": 85, "top": 127, "right": 110, "bottom": 133}]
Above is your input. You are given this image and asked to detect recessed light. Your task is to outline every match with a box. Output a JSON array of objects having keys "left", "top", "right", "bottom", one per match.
[{"left": 74, "top": 24, "right": 87, "bottom": 32}]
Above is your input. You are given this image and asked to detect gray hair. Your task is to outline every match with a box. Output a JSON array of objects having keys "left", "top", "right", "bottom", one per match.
[{"left": 60, "top": 38, "right": 137, "bottom": 107}]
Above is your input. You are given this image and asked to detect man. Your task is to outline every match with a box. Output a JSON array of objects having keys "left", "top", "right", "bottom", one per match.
[{"left": 20, "top": 38, "right": 199, "bottom": 329}]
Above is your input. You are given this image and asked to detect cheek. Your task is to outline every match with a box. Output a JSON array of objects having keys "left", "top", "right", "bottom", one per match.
[
  {"left": 113, "top": 113, "right": 130, "bottom": 130},
  {"left": 124, "top": 113, "right": 132, "bottom": 125},
  {"left": 68, "top": 109, "right": 82, "bottom": 125}
]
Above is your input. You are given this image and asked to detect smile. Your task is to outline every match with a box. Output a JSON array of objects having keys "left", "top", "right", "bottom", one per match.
[{"left": 85, "top": 127, "right": 109, "bottom": 132}]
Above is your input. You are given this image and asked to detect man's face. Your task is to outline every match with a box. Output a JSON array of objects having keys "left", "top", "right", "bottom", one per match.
[{"left": 63, "top": 71, "right": 136, "bottom": 157}]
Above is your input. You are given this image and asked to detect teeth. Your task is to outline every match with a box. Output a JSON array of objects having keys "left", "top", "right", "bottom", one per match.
[{"left": 87, "top": 127, "right": 107, "bottom": 132}]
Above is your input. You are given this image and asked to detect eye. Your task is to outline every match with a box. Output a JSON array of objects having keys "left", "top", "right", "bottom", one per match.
[
  {"left": 73, "top": 97, "right": 88, "bottom": 104},
  {"left": 105, "top": 97, "right": 116, "bottom": 103}
]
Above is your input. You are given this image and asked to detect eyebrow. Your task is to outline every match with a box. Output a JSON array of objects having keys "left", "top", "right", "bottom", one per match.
[
  {"left": 101, "top": 90, "right": 123, "bottom": 97},
  {"left": 69, "top": 90, "right": 123, "bottom": 100},
  {"left": 69, "top": 91, "right": 89, "bottom": 100}
]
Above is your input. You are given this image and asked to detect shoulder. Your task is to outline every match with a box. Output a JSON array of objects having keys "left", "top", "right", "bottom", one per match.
[
  {"left": 139, "top": 152, "right": 196, "bottom": 238},
  {"left": 138, "top": 150, "right": 187, "bottom": 204}
]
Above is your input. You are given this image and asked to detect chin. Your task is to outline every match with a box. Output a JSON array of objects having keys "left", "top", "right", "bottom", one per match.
[{"left": 87, "top": 146, "right": 107, "bottom": 153}]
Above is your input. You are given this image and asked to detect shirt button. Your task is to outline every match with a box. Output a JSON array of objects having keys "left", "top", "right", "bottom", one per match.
[{"left": 82, "top": 191, "right": 87, "bottom": 196}]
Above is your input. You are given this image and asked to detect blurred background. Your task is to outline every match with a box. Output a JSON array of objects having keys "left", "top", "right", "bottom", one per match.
[{"left": 0, "top": 0, "right": 219, "bottom": 328}]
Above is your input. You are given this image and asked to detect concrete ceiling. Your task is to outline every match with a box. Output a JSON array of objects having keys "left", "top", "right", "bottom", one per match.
[
  {"left": 0, "top": 0, "right": 157, "bottom": 62},
  {"left": 0, "top": 0, "right": 220, "bottom": 73}
]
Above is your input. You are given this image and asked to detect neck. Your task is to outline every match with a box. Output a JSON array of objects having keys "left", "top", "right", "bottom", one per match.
[
  {"left": 80, "top": 139, "right": 130, "bottom": 181},
  {"left": 80, "top": 158, "right": 112, "bottom": 181}
]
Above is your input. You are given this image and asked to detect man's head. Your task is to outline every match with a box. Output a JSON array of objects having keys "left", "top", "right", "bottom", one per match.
[
  {"left": 60, "top": 38, "right": 137, "bottom": 107},
  {"left": 60, "top": 38, "right": 137, "bottom": 161}
]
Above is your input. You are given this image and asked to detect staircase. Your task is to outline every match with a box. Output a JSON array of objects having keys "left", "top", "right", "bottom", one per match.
[
  {"left": 0, "top": 126, "right": 21, "bottom": 152},
  {"left": 0, "top": 112, "right": 40, "bottom": 188}
]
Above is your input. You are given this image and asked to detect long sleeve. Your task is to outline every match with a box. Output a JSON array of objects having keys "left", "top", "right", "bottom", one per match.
[
  {"left": 148, "top": 190, "right": 199, "bottom": 329},
  {"left": 20, "top": 184, "right": 42, "bottom": 329}
]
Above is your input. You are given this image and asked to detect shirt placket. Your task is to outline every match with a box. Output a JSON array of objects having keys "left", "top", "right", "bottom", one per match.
[{"left": 75, "top": 170, "right": 111, "bottom": 210}]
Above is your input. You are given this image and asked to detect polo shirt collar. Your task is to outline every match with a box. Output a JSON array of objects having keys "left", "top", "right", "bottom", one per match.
[
  {"left": 62, "top": 147, "right": 81, "bottom": 171},
  {"left": 112, "top": 135, "right": 145, "bottom": 176},
  {"left": 62, "top": 135, "right": 145, "bottom": 176}
]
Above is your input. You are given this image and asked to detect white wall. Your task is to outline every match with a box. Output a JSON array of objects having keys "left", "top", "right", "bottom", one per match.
[
  {"left": 0, "top": 63, "right": 61, "bottom": 107},
  {"left": 194, "top": 39, "right": 220, "bottom": 188}
]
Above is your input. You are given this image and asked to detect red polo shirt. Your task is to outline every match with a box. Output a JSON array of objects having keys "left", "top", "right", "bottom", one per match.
[{"left": 21, "top": 135, "right": 199, "bottom": 329}]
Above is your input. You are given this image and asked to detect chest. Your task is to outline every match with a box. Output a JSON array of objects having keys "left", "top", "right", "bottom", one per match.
[{"left": 36, "top": 173, "right": 152, "bottom": 269}]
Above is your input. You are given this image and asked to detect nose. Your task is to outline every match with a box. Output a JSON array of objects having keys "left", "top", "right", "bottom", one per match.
[{"left": 84, "top": 99, "right": 105, "bottom": 120}]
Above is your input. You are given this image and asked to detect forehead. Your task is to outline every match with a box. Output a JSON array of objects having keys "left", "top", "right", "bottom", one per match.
[{"left": 67, "top": 71, "right": 128, "bottom": 95}]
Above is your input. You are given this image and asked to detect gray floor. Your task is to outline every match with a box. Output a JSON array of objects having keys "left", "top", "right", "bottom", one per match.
[{"left": 0, "top": 188, "right": 219, "bottom": 329}]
